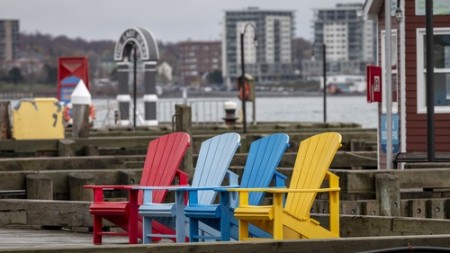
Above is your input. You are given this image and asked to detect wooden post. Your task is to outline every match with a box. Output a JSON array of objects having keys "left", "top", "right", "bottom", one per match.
[
  {"left": 351, "top": 139, "right": 366, "bottom": 170},
  {"left": 350, "top": 139, "right": 366, "bottom": 151},
  {"left": 118, "top": 170, "right": 139, "bottom": 198},
  {"left": 72, "top": 104, "right": 90, "bottom": 138},
  {"left": 58, "top": 139, "right": 76, "bottom": 156},
  {"left": 175, "top": 104, "right": 193, "bottom": 180},
  {"left": 84, "top": 144, "right": 99, "bottom": 156},
  {"left": 375, "top": 173, "right": 400, "bottom": 216},
  {"left": 0, "top": 101, "right": 12, "bottom": 139},
  {"left": 68, "top": 172, "right": 94, "bottom": 201},
  {"left": 26, "top": 174, "right": 53, "bottom": 200}
]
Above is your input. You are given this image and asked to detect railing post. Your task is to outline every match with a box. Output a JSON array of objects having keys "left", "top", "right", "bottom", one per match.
[{"left": 175, "top": 104, "right": 193, "bottom": 180}]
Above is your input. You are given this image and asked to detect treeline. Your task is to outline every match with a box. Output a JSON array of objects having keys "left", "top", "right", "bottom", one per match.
[
  {"left": 1, "top": 32, "right": 311, "bottom": 89},
  {"left": 1, "top": 32, "right": 181, "bottom": 87}
]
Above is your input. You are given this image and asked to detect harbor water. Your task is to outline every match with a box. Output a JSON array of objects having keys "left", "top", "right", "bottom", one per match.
[{"left": 93, "top": 95, "right": 378, "bottom": 129}]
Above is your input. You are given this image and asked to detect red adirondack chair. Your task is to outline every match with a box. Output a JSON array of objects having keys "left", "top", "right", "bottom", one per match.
[{"left": 84, "top": 132, "right": 191, "bottom": 244}]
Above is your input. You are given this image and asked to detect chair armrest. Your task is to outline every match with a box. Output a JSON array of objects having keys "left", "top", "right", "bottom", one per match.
[
  {"left": 84, "top": 185, "right": 134, "bottom": 190},
  {"left": 133, "top": 185, "right": 190, "bottom": 205},
  {"left": 228, "top": 187, "right": 340, "bottom": 206},
  {"left": 227, "top": 187, "right": 340, "bottom": 193},
  {"left": 274, "top": 171, "right": 287, "bottom": 187},
  {"left": 183, "top": 185, "right": 239, "bottom": 206},
  {"left": 84, "top": 185, "right": 136, "bottom": 202}
]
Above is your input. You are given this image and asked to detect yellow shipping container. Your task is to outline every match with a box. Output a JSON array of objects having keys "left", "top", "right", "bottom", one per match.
[{"left": 12, "top": 98, "right": 65, "bottom": 140}]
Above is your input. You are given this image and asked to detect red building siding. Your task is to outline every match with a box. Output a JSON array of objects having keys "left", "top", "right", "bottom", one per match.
[{"left": 404, "top": 0, "right": 450, "bottom": 152}]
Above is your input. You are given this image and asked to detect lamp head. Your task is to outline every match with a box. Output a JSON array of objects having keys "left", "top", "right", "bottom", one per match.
[{"left": 395, "top": 7, "right": 403, "bottom": 23}]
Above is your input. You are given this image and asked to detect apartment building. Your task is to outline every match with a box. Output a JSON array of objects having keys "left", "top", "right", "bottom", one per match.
[
  {"left": 178, "top": 40, "right": 221, "bottom": 86},
  {"left": 303, "top": 3, "right": 376, "bottom": 77},
  {"left": 0, "top": 20, "right": 19, "bottom": 63},
  {"left": 223, "top": 7, "right": 297, "bottom": 88}
]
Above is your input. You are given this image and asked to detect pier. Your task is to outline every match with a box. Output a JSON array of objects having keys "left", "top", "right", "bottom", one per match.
[{"left": 0, "top": 121, "right": 448, "bottom": 252}]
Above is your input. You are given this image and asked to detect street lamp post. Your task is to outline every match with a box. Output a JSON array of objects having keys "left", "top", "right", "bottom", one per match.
[
  {"left": 132, "top": 45, "right": 137, "bottom": 129},
  {"left": 312, "top": 42, "right": 327, "bottom": 123},
  {"left": 240, "top": 23, "right": 256, "bottom": 134},
  {"left": 321, "top": 43, "right": 327, "bottom": 123}
]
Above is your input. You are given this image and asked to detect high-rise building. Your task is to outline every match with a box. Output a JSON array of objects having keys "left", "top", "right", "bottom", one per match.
[
  {"left": 0, "top": 20, "right": 19, "bottom": 62},
  {"left": 178, "top": 40, "right": 221, "bottom": 86},
  {"left": 223, "top": 7, "right": 297, "bottom": 88},
  {"left": 303, "top": 3, "right": 375, "bottom": 77}
]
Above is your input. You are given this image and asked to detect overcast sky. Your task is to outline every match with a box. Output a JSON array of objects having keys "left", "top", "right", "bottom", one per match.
[{"left": 1, "top": 0, "right": 364, "bottom": 43}]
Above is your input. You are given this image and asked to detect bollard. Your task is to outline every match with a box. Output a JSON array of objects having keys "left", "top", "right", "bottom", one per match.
[
  {"left": 71, "top": 80, "right": 91, "bottom": 138},
  {"left": 26, "top": 174, "right": 53, "bottom": 200},
  {"left": 222, "top": 101, "right": 238, "bottom": 126},
  {"left": 68, "top": 172, "right": 94, "bottom": 201}
]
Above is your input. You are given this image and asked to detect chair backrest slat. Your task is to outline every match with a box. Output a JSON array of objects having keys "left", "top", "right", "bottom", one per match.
[
  {"left": 285, "top": 132, "right": 341, "bottom": 218},
  {"left": 191, "top": 132, "right": 241, "bottom": 204},
  {"left": 139, "top": 132, "right": 191, "bottom": 204},
  {"left": 240, "top": 133, "right": 290, "bottom": 205}
]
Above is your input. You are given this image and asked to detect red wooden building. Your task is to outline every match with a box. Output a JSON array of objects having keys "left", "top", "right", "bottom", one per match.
[{"left": 364, "top": 0, "right": 450, "bottom": 168}]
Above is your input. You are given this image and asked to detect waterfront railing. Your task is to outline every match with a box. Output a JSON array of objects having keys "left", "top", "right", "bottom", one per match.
[{"left": 94, "top": 98, "right": 232, "bottom": 128}]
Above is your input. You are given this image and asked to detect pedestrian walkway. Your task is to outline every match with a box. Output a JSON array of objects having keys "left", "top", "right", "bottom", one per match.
[
  {"left": 1, "top": 228, "right": 450, "bottom": 253},
  {"left": 0, "top": 228, "right": 127, "bottom": 249}
]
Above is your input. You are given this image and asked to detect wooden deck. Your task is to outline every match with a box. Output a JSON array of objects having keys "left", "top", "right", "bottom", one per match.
[
  {"left": 0, "top": 228, "right": 449, "bottom": 253},
  {"left": 0, "top": 228, "right": 128, "bottom": 249}
]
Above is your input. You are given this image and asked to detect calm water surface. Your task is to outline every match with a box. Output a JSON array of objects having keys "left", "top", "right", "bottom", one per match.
[{"left": 93, "top": 95, "right": 378, "bottom": 129}]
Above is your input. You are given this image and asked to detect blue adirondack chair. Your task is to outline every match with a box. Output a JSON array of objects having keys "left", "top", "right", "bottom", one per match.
[
  {"left": 136, "top": 132, "right": 241, "bottom": 243},
  {"left": 184, "top": 133, "right": 290, "bottom": 241}
]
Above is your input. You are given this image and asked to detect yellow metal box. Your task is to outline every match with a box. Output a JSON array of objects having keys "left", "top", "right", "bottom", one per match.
[{"left": 12, "top": 98, "right": 65, "bottom": 140}]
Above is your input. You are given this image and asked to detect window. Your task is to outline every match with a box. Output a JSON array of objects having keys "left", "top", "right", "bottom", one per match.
[{"left": 417, "top": 28, "right": 450, "bottom": 113}]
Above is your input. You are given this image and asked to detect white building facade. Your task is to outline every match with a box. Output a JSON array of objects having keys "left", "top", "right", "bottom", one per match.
[
  {"left": 303, "top": 3, "right": 376, "bottom": 77},
  {"left": 223, "top": 7, "right": 297, "bottom": 89}
]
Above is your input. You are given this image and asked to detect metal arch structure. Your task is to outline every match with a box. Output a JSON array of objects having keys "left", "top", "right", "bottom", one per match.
[{"left": 114, "top": 27, "right": 160, "bottom": 126}]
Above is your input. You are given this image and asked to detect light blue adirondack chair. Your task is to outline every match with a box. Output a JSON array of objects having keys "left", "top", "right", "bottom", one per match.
[
  {"left": 184, "top": 133, "right": 290, "bottom": 241},
  {"left": 136, "top": 132, "right": 241, "bottom": 243}
]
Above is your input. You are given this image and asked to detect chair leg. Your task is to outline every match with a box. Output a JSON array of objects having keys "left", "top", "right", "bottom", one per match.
[
  {"left": 128, "top": 189, "right": 139, "bottom": 244},
  {"left": 175, "top": 191, "right": 186, "bottom": 242},
  {"left": 93, "top": 215, "right": 103, "bottom": 245},
  {"left": 220, "top": 193, "right": 230, "bottom": 241},
  {"left": 175, "top": 212, "right": 186, "bottom": 242},
  {"left": 142, "top": 216, "right": 152, "bottom": 244},
  {"left": 238, "top": 220, "right": 249, "bottom": 241},
  {"left": 272, "top": 193, "right": 284, "bottom": 240},
  {"left": 189, "top": 218, "right": 199, "bottom": 242},
  {"left": 220, "top": 210, "right": 231, "bottom": 241}
]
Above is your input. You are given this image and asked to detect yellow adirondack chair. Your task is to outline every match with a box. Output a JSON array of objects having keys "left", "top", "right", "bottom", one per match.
[{"left": 231, "top": 132, "right": 342, "bottom": 240}]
